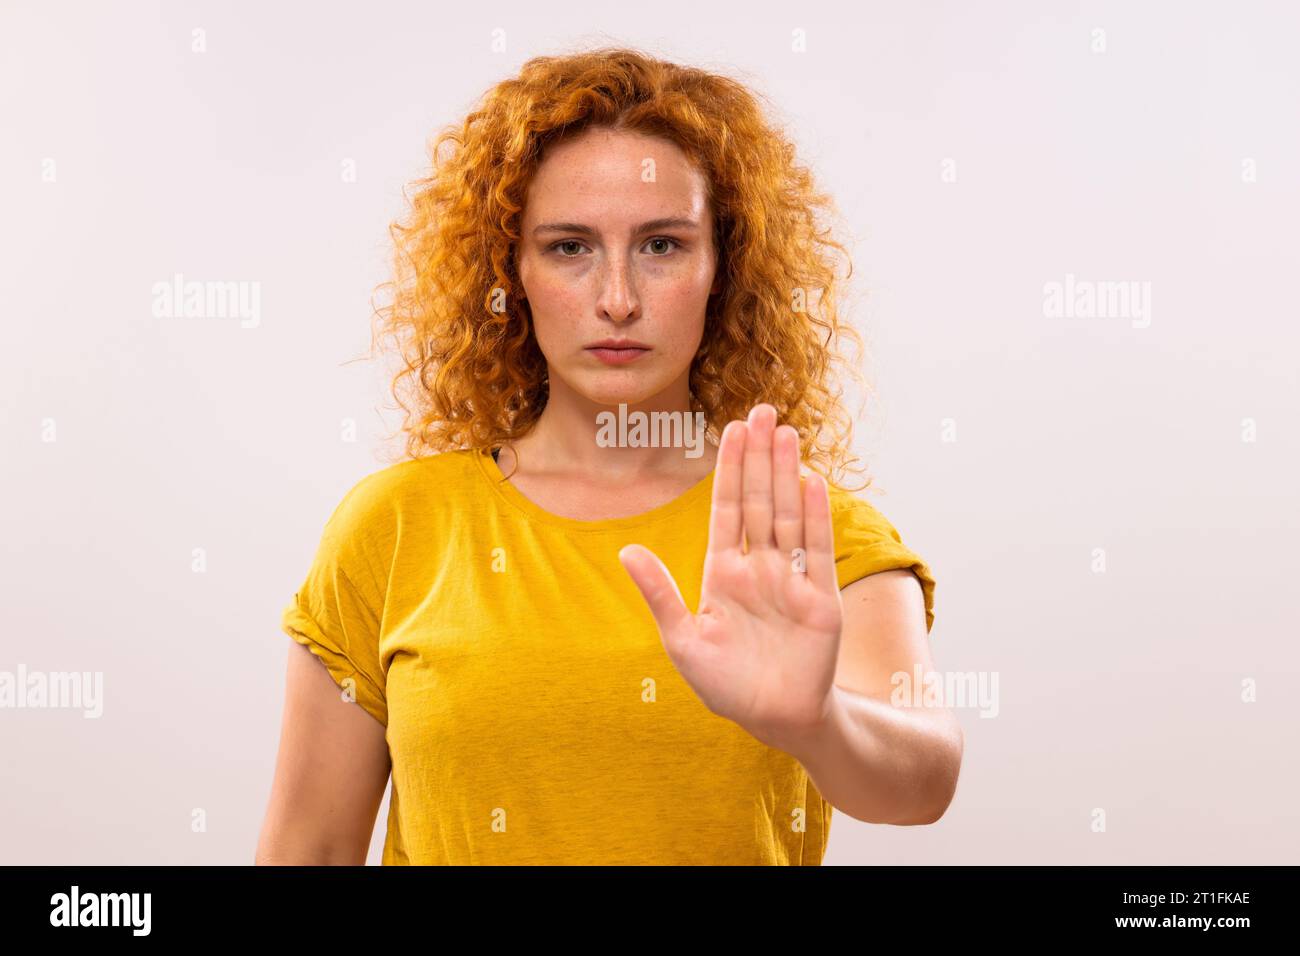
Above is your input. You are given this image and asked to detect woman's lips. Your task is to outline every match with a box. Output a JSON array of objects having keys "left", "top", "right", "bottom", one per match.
[{"left": 586, "top": 346, "right": 650, "bottom": 365}]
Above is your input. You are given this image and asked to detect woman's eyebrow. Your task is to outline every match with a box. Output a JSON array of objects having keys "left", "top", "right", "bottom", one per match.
[{"left": 532, "top": 217, "right": 702, "bottom": 237}]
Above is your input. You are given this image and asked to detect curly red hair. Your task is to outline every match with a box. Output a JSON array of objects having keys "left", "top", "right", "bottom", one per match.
[{"left": 368, "top": 45, "right": 873, "bottom": 491}]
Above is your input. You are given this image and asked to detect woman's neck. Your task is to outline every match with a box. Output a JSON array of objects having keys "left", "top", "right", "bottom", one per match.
[{"left": 498, "top": 381, "right": 717, "bottom": 483}]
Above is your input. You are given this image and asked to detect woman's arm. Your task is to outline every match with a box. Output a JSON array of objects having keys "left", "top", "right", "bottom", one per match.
[
  {"left": 255, "top": 640, "right": 391, "bottom": 865},
  {"left": 782, "top": 568, "right": 963, "bottom": 826}
]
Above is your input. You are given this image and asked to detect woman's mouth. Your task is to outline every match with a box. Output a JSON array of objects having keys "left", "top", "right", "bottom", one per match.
[{"left": 585, "top": 344, "right": 651, "bottom": 365}]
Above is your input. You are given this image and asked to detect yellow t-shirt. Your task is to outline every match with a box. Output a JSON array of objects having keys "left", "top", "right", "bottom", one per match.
[{"left": 280, "top": 446, "right": 936, "bottom": 865}]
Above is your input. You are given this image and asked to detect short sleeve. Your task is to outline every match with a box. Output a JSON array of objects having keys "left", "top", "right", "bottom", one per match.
[
  {"left": 280, "top": 478, "right": 393, "bottom": 727},
  {"left": 829, "top": 490, "right": 937, "bottom": 635}
]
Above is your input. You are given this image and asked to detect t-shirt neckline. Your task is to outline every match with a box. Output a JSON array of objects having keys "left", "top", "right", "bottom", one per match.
[{"left": 472, "top": 446, "right": 716, "bottom": 532}]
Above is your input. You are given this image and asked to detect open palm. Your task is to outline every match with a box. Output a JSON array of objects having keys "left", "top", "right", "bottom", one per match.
[{"left": 618, "top": 404, "right": 843, "bottom": 750}]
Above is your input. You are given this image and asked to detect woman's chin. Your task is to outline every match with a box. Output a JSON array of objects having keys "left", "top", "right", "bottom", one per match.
[{"left": 567, "top": 376, "right": 668, "bottom": 410}]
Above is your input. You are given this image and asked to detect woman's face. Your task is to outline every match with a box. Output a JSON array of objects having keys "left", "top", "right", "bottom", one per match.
[{"left": 515, "top": 126, "right": 722, "bottom": 408}]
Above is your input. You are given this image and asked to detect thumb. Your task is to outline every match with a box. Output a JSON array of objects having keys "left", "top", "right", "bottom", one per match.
[{"left": 618, "top": 544, "right": 692, "bottom": 643}]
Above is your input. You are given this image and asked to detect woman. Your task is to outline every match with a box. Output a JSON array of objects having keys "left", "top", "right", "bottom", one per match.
[{"left": 256, "top": 47, "right": 961, "bottom": 866}]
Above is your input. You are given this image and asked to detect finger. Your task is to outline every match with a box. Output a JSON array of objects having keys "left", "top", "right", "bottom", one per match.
[
  {"left": 618, "top": 544, "right": 692, "bottom": 643},
  {"left": 772, "top": 424, "right": 803, "bottom": 559},
  {"left": 707, "top": 420, "right": 746, "bottom": 556},
  {"left": 802, "top": 470, "right": 837, "bottom": 591},
  {"left": 742, "top": 404, "right": 777, "bottom": 551}
]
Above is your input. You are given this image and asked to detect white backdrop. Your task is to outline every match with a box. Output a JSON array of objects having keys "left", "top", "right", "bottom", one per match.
[{"left": 2, "top": 0, "right": 1296, "bottom": 864}]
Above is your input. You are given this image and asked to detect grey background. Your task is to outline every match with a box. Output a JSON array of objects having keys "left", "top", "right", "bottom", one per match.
[{"left": 1, "top": 0, "right": 1296, "bottom": 864}]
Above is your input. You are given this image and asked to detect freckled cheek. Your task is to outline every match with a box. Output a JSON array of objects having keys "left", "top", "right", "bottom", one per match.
[
  {"left": 647, "top": 270, "right": 712, "bottom": 351},
  {"left": 669, "top": 255, "right": 717, "bottom": 306},
  {"left": 528, "top": 276, "right": 588, "bottom": 352}
]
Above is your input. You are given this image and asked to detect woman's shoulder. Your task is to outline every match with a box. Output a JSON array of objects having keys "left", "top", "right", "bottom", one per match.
[
  {"left": 324, "top": 448, "right": 482, "bottom": 534},
  {"left": 824, "top": 480, "right": 936, "bottom": 632},
  {"left": 825, "top": 482, "right": 900, "bottom": 535},
  {"left": 823, "top": 481, "right": 924, "bottom": 577}
]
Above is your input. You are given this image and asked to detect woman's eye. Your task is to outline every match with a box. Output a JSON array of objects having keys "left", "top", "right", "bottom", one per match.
[{"left": 550, "top": 237, "right": 678, "bottom": 257}]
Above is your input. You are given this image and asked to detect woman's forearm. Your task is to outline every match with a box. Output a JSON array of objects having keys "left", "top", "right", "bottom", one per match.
[{"left": 781, "top": 684, "right": 963, "bottom": 826}]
